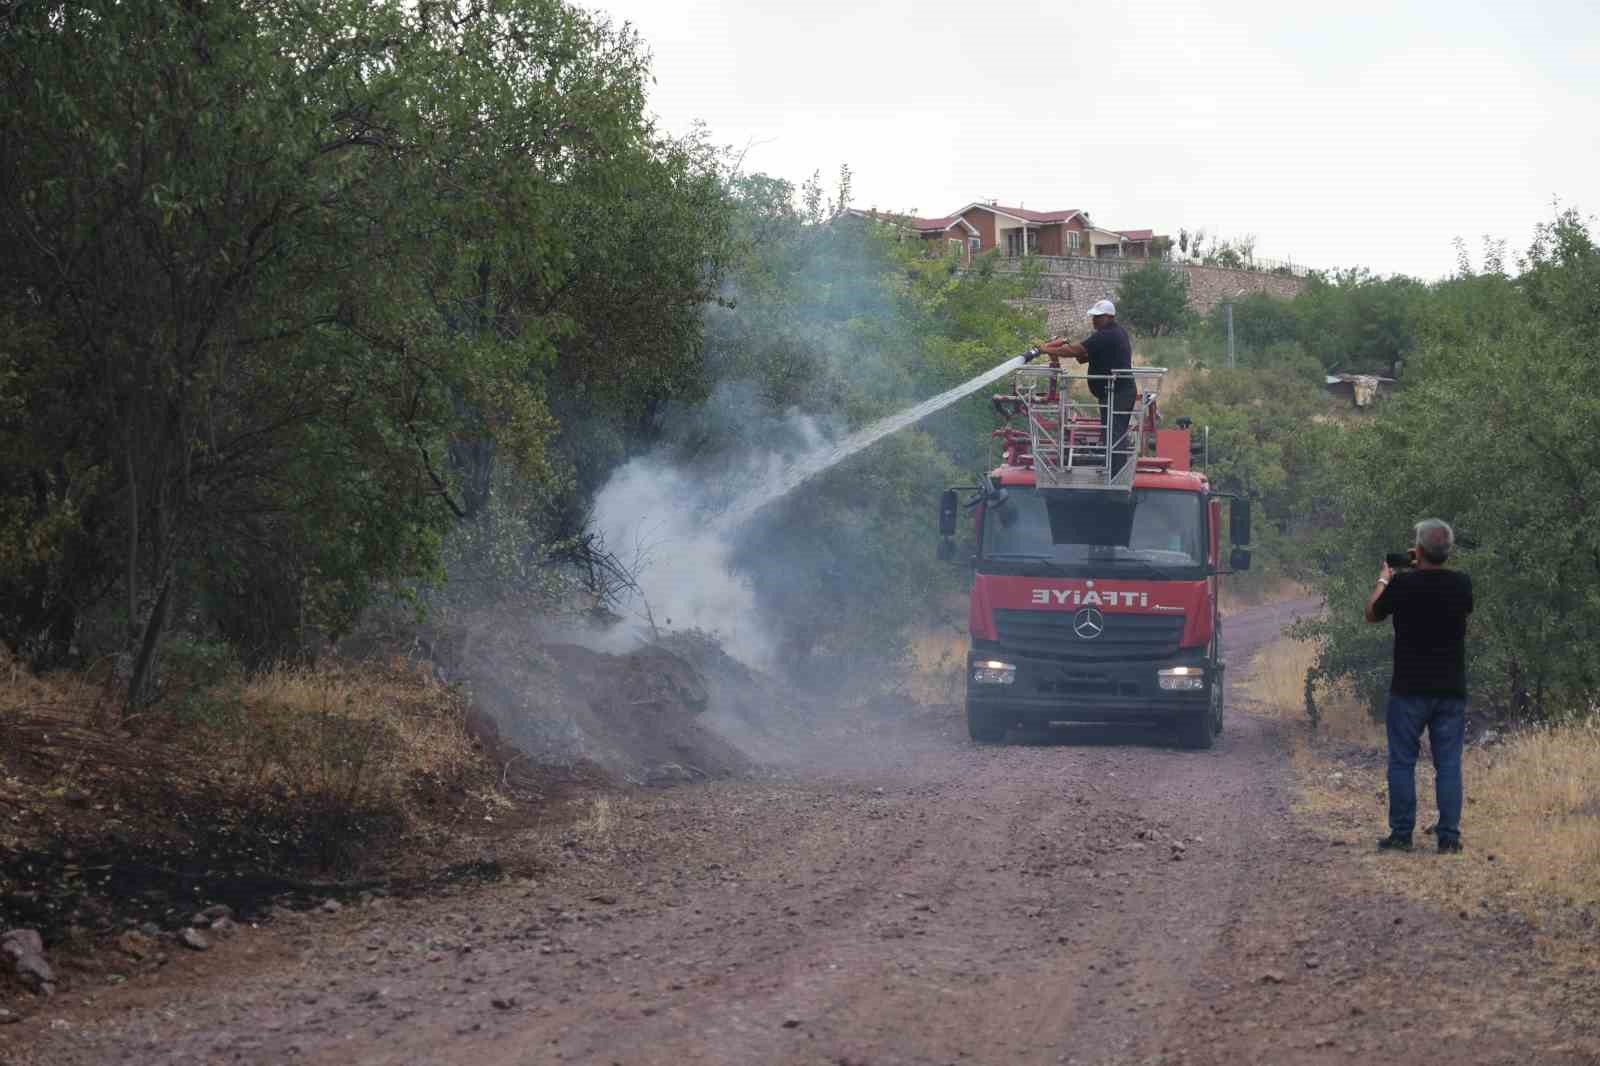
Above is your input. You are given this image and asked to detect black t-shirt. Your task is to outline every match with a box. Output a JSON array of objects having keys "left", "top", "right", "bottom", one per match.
[
  {"left": 1371, "top": 568, "right": 1474, "bottom": 697},
  {"left": 1081, "top": 323, "right": 1134, "bottom": 394}
]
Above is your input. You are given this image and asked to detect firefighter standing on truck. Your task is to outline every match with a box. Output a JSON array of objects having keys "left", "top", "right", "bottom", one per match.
[{"left": 1038, "top": 299, "right": 1135, "bottom": 473}]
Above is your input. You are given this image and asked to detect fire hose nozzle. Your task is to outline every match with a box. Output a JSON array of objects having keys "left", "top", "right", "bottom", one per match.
[{"left": 1020, "top": 346, "right": 1044, "bottom": 364}]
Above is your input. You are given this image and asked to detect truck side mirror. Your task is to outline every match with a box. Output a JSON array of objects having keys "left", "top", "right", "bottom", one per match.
[
  {"left": 1230, "top": 547, "right": 1252, "bottom": 571},
  {"left": 1229, "top": 498, "right": 1251, "bottom": 548},
  {"left": 939, "top": 489, "right": 959, "bottom": 538}
]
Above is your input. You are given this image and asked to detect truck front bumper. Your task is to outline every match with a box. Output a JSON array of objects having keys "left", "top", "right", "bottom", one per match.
[{"left": 965, "top": 647, "right": 1213, "bottom": 726}]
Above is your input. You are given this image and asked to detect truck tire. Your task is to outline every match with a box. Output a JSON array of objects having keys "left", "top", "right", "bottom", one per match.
[
  {"left": 1176, "top": 707, "right": 1215, "bottom": 750},
  {"left": 967, "top": 701, "right": 1007, "bottom": 744}
]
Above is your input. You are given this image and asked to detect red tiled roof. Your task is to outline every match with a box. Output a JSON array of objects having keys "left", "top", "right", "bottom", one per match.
[
  {"left": 849, "top": 209, "right": 962, "bottom": 233},
  {"left": 1117, "top": 229, "right": 1155, "bottom": 241},
  {"left": 979, "top": 205, "right": 1082, "bottom": 224}
]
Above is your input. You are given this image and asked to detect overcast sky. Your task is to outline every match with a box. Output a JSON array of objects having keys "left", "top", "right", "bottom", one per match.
[{"left": 587, "top": 0, "right": 1598, "bottom": 279}]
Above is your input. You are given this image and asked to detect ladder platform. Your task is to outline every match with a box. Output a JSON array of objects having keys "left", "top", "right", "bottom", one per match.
[{"left": 992, "top": 366, "right": 1168, "bottom": 493}]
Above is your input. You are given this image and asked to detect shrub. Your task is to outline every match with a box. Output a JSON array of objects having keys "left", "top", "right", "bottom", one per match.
[{"left": 1116, "top": 262, "right": 1192, "bottom": 337}]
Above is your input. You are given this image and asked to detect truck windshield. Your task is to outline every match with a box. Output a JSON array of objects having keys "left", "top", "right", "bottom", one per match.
[{"left": 981, "top": 488, "right": 1205, "bottom": 573}]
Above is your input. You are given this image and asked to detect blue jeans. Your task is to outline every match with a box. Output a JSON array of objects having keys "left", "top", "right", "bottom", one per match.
[{"left": 1386, "top": 694, "right": 1465, "bottom": 842}]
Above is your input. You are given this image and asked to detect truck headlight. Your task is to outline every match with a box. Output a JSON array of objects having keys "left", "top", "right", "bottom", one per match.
[
  {"left": 972, "top": 660, "right": 1016, "bottom": 685},
  {"left": 1158, "top": 666, "right": 1205, "bottom": 691}
]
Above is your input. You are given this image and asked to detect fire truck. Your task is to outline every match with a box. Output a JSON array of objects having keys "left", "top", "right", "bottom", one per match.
[{"left": 936, "top": 355, "right": 1251, "bottom": 749}]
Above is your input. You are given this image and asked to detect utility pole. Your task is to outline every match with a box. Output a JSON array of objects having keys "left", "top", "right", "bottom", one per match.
[{"left": 1225, "top": 301, "right": 1235, "bottom": 368}]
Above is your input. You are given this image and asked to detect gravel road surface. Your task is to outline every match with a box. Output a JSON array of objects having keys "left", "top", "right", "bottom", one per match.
[{"left": 8, "top": 598, "right": 1598, "bottom": 1066}]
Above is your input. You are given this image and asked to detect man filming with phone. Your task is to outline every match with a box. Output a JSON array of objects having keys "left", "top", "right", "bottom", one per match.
[{"left": 1365, "top": 518, "right": 1474, "bottom": 853}]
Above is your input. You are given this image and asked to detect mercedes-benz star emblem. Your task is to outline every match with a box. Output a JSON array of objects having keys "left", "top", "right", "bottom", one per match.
[{"left": 1073, "top": 607, "right": 1105, "bottom": 640}]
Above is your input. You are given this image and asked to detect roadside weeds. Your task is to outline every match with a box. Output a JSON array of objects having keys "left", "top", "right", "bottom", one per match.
[
  {"left": 906, "top": 625, "right": 966, "bottom": 706},
  {"left": 0, "top": 649, "right": 532, "bottom": 986},
  {"left": 1248, "top": 635, "right": 1600, "bottom": 935}
]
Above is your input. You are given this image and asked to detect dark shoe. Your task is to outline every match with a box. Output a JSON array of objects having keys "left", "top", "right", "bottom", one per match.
[
  {"left": 1437, "top": 837, "right": 1463, "bottom": 854},
  {"left": 1376, "top": 833, "right": 1413, "bottom": 851}
]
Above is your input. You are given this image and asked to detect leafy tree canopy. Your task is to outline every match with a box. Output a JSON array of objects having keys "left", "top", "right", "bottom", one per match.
[
  {"left": 1302, "top": 209, "right": 1600, "bottom": 719},
  {"left": 0, "top": 0, "right": 732, "bottom": 700},
  {"left": 1116, "top": 263, "right": 1192, "bottom": 338}
]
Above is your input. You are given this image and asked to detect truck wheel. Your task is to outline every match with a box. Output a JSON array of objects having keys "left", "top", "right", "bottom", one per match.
[
  {"left": 967, "top": 702, "right": 1006, "bottom": 744},
  {"left": 1177, "top": 708, "right": 1215, "bottom": 750}
]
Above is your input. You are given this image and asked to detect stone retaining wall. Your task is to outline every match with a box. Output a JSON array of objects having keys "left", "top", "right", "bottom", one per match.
[
  {"left": 996, "top": 259, "right": 1307, "bottom": 328},
  {"left": 1179, "top": 264, "right": 1305, "bottom": 311}
]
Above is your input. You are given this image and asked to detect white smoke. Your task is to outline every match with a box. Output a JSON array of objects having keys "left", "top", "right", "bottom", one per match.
[
  {"left": 590, "top": 355, "right": 1027, "bottom": 668},
  {"left": 591, "top": 411, "right": 834, "bottom": 668}
]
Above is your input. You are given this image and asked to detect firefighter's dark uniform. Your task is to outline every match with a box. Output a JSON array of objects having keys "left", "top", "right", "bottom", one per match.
[{"left": 1080, "top": 321, "right": 1135, "bottom": 472}]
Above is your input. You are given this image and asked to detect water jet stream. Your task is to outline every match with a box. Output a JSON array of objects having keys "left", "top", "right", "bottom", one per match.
[{"left": 724, "top": 354, "right": 1028, "bottom": 523}]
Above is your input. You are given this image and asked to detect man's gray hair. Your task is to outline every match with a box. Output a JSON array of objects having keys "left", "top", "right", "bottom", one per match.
[{"left": 1414, "top": 518, "right": 1454, "bottom": 564}]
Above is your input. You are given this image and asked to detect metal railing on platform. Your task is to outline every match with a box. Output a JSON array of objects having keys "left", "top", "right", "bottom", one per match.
[{"left": 1008, "top": 366, "right": 1167, "bottom": 492}]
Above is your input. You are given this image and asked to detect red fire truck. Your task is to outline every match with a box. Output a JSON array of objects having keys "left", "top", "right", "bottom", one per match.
[{"left": 937, "top": 355, "right": 1251, "bottom": 749}]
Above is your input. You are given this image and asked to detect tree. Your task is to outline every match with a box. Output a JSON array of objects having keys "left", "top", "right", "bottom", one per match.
[
  {"left": 1302, "top": 210, "right": 1600, "bottom": 719},
  {"left": 1205, "top": 292, "right": 1299, "bottom": 352},
  {"left": 1294, "top": 269, "right": 1427, "bottom": 373},
  {"left": 0, "top": 0, "right": 729, "bottom": 703},
  {"left": 1212, "top": 246, "right": 1245, "bottom": 269},
  {"left": 1116, "top": 263, "right": 1192, "bottom": 337},
  {"left": 1166, "top": 363, "right": 1338, "bottom": 583}
]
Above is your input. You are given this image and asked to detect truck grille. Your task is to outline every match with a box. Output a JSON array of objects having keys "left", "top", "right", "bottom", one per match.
[{"left": 992, "top": 609, "right": 1186, "bottom": 661}]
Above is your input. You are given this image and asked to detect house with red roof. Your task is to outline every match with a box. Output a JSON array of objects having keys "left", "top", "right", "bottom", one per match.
[
  {"left": 949, "top": 203, "right": 1090, "bottom": 259},
  {"left": 841, "top": 204, "right": 1166, "bottom": 264},
  {"left": 1111, "top": 229, "right": 1160, "bottom": 259}
]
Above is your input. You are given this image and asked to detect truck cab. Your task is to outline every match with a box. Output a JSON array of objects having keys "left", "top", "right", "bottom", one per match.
[{"left": 939, "top": 362, "right": 1250, "bottom": 748}]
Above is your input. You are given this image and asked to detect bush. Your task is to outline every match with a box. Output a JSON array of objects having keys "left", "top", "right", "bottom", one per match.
[
  {"left": 1302, "top": 209, "right": 1600, "bottom": 721},
  {"left": 1164, "top": 363, "right": 1339, "bottom": 584},
  {"left": 160, "top": 637, "right": 241, "bottom": 690},
  {"left": 1116, "top": 262, "right": 1192, "bottom": 337},
  {"left": 1205, "top": 292, "right": 1299, "bottom": 351}
]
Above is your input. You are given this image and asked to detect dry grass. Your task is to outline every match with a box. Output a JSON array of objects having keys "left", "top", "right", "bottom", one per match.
[
  {"left": 573, "top": 796, "right": 617, "bottom": 840},
  {"left": 1153, "top": 364, "right": 1195, "bottom": 403},
  {"left": 1466, "top": 724, "right": 1600, "bottom": 905},
  {"left": 206, "top": 657, "right": 480, "bottom": 826},
  {"left": 1295, "top": 723, "right": 1600, "bottom": 918},
  {"left": 905, "top": 625, "right": 967, "bottom": 705},
  {"left": 0, "top": 647, "right": 114, "bottom": 723},
  {"left": 1247, "top": 636, "right": 1600, "bottom": 921},
  {"left": 0, "top": 648, "right": 487, "bottom": 861},
  {"left": 1247, "top": 634, "right": 1380, "bottom": 744}
]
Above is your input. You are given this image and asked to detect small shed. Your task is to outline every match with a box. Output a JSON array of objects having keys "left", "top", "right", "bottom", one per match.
[{"left": 1324, "top": 373, "right": 1395, "bottom": 408}]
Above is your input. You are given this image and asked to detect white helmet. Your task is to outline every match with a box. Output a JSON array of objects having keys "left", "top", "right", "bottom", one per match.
[{"left": 1088, "top": 299, "right": 1116, "bottom": 317}]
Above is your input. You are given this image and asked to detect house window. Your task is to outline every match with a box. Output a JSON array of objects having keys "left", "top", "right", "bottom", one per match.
[
  {"left": 1005, "top": 230, "right": 1024, "bottom": 257},
  {"left": 1068, "top": 231, "right": 1081, "bottom": 252},
  {"left": 1027, "top": 230, "right": 1039, "bottom": 254},
  {"left": 948, "top": 239, "right": 963, "bottom": 258},
  {"left": 970, "top": 236, "right": 981, "bottom": 258}
]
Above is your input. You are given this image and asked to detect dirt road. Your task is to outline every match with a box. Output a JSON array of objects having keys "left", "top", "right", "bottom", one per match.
[{"left": 9, "top": 599, "right": 1599, "bottom": 1065}]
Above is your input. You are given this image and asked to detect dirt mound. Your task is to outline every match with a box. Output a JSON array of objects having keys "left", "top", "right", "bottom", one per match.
[
  {"left": 454, "top": 628, "right": 754, "bottom": 786},
  {"left": 648, "top": 628, "right": 842, "bottom": 763}
]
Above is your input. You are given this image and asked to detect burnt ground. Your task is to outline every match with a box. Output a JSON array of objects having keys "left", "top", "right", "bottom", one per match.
[{"left": 6, "top": 598, "right": 1600, "bottom": 1065}]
